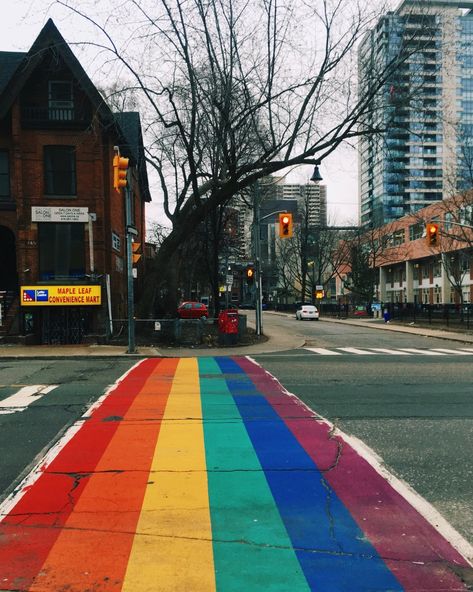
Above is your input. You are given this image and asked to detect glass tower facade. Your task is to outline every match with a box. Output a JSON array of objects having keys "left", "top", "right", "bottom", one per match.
[{"left": 358, "top": 0, "right": 473, "bottom": 228}]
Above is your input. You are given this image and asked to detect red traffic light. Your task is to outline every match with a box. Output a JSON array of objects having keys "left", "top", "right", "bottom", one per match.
[{"left": 279, "top": 212, "right": 293, "bottom": 238}]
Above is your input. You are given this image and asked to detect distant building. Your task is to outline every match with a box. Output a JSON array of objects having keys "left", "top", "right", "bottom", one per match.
[
  {"left": 233, "top": 176, "right": 327, "bottom": 304},
  {"left": 0, "top": 20, "right": 150, "bottom": 344},
  {"left": 358, "top": 0, "right": 473, "bottom": 228}
]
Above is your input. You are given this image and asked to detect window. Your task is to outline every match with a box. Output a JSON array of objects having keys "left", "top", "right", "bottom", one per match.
[
  {"left": 409, "top": 222, "right": 424, "bottom": 240},
  {"left": 44, "top": 146, "right": 76, "bottom": 196},
  {"left": 0, "top": 151, "right": 10, "bottom": 198},
  {"left": 38, "top": 223, "right": 85, "bottom": 280},
  {"left": 49, "top": 81, "right": 73, "bottom": 121},
  {"left": 112, "top": 232, "right": 121, "bottom": 252}
]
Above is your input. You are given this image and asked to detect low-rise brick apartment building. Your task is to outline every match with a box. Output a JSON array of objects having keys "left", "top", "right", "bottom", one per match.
[
  {"left": 0, "top": 20, "right": 150, "bottom": 344},
  {"left": 335, "top": 195, "right": 473, "bottom": 306}
]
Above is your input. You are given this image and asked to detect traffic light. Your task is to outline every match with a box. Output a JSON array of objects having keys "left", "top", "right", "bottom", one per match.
[
  {"left": 279, "top": 212, "right": 293, "bottom": 238},
  {"left": 113, "top": 154, "right": 129, "bottom": 191},
  {"left": 132, "top": 242, "right": 141, "bottom": 264},
  {"left": 426, "top": 222, "right": 439, "bottom": 246},
  {"left": 246, "top": 266, "right": 255, "bottom": 284}
]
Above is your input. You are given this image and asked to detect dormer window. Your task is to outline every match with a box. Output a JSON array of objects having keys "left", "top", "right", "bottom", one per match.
[{"left": 49, "top": 81, "right": 73, "bottom": 121}]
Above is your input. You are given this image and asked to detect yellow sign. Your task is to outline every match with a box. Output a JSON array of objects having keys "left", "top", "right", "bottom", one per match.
[{"left": 20, "top": 285, "right": 102, "bottom": 306}]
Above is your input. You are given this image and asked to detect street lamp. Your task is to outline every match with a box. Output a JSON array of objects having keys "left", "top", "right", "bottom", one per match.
[{"left": 310, "top": 164, "right": 323, "bottom": 183}]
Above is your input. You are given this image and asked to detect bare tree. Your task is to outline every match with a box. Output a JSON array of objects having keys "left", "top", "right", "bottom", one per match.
[
  {"left": 335, "top": 224, "right": 399, "bottom": 305},
  {"left": 57, "top": 0, "right": 425, "bottom": 314}
]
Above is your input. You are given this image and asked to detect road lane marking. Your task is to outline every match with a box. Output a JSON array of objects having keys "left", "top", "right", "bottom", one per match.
[
  {"left": 0, "top": 385, "right": 58, "bottom": 414},
  {"left": 366, "top": 348, "right": 412, "bottom": 355},
  {"left": 398, "top": 348, "right": 447, "bottom": 355},
  {"left": 337, "top": 347, "right": 377, "bottom": 354},
  {"left": 431, "top": 348, "right": 473, "bottom": 355},
  {"left": 304, "top": 347, "right": 342, "bottom": 355}
]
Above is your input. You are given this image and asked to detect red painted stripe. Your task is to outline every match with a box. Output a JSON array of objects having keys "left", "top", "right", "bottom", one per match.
[
  {"left": 235, "top": 357, "right": 470, "bottom": 591},
  {"left": 28, "top": 357, "right": 178, "bottom": 592},
  {"left": 0, "top": 358, "right": 160, "bottom": 591}
]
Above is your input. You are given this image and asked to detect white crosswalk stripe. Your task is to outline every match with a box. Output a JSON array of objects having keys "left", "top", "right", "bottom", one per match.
[
  {"left": 305, "top": 347, "right": 342, "bottom": 355},
  {"left": 0, "top": 385, "right": 58, "bottom": 415},
  {"left": 304, "top": 347, "right": 472, "bottom": 356},
  {"left": 431, "top": 348, "right": 473, "bottom": 355},
  {"left": 366, "top": 348, "right": 412, "bottom": 355},
  {"left": 397, "top": 348, "right": 446, "bottom": 355},
  {"left": 337, "top": 347, "right": 377, "bottom": 355}
]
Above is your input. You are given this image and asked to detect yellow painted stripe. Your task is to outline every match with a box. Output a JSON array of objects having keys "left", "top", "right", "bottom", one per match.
[{"left": 122, "top": 358, "right": 215, "bottom": 592}]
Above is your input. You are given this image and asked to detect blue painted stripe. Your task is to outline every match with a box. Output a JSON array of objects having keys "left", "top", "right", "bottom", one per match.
[{"left": 217, "top": 358, "right": 403, "bottom": 592}]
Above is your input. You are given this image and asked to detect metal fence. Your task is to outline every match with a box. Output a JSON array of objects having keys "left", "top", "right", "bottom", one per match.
[
  {"left": 108, "top": 315, "right": 248, "bottom": 347},
  {"left": 322, "top": 302, "right": 473, "bottom": 330}
]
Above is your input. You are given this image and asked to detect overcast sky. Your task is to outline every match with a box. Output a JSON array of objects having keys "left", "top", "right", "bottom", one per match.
[{"left": 3, "top": 1, "right": 361, "bottom": 227}]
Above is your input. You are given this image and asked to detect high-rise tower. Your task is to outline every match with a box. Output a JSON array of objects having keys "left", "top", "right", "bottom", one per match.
[{"left": 358, "top": 0, "right": 473, "bottom": 227}]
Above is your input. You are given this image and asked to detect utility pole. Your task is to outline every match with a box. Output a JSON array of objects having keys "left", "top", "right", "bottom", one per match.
[
  {"left": 125, "top": 175, "right": 136, "bottom": 354},
  {"left": 253, "top": 183, "right": 262, "bottom": 336}
]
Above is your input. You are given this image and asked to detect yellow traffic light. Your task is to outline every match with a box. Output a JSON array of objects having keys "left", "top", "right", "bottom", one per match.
[
  {"left": 132, "top": 242, "right": 141, "bottom": 264},
  {"left": 246, "top": 266, "right": 255, "bottom": 283},
  {"left": 113, "top": 154, "right": 129, "bottom": 191},
  {"left": 279, "top": 212, "right": 293, "bottom": 238},
  {"left": 426, "top": 223, "right": 439, "bottom": 246}
]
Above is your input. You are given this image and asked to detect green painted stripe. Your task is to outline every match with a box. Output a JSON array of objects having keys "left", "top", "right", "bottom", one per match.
[{"left": 199, "top": 358, "right": 310, "bottom": 592}]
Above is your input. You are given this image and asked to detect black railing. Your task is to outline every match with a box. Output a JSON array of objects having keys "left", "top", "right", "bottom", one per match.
[
  {"left": 21, "top": 106, "right": 92, "bottom": 128},
  {"left": 323, "top": 302, "right": 473, "bottom": 330}
]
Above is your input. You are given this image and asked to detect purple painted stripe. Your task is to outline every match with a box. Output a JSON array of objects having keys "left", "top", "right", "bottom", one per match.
[{"left": 235, "top": 357, "right": 470, "bottom": 591}]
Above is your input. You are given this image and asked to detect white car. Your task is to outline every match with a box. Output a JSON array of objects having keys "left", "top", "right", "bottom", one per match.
[{"left": 296, "top": 304, "right": 319, "bottom": 321}]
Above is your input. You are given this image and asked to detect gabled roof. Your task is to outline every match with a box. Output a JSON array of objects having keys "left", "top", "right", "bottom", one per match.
[
  {"left": 115, "top": 112, "right": 151, "bottom": 202},
  {"left": 0, "top": 19, "right": 151, "bottom": 202},
  {"left": 0, "top": 19, "right": 115, "bottom": 127},
  {"left": 0, "top": 52, "right": 26, "bottom": 94}
]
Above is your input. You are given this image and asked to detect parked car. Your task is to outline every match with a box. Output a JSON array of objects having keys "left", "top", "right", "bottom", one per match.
[
  {"left": 177, "top": 301, "right": 208, "bottom": 319},
  {"left": 295, "top": 304, "right": 319, "bottom": 321}
]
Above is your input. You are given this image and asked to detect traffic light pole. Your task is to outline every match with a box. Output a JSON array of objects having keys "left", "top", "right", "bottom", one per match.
[
  {"left": 125, "top": 174, "right": 136, "bottom": 354},
  {"left": 253, "top": 184, "right": 262, "bottom": 337},
  {"left": 253, "top": 181, "right": 287, "bottom": 336}
]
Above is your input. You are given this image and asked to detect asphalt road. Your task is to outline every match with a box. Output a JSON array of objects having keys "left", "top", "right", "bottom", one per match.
[
  {"left": 253, "top": 314, "right": 473, "bottom": 545},
  {"left": 0, "top": 358, "right": 136, "bottom": 503}
]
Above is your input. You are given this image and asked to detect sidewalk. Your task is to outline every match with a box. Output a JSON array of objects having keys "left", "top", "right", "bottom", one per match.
[{"left": 0, "top": 313, "right": 472, "bottom": 358}]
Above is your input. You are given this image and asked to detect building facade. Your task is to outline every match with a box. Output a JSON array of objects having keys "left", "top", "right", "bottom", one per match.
[
  {"left": 358, "top": 0, "right": 473, "bottom": 228},
  {"left": 233, "top": 176, "right": 327, "bottom": 305},
  {"left": 0, "top": 20, "right": 150, "bottom": 344},
  {"left": 334, "top": 195, "right": 473, "bottom": 305}
]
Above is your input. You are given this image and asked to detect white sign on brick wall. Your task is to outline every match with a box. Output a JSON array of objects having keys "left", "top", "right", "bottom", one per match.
[{"left": 31, "top": 206, "right": 89, "bottom": 223}]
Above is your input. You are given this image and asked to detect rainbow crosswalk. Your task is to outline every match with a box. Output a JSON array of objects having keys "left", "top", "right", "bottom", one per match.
[{"left": 0, "top": 357, "right": 470, "bottom": 591}]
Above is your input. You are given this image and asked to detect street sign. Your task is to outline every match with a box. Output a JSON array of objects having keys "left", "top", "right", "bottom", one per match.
[
  {"left": 31, "top": 206, "right": 89, "bottom": 223},
  {"left": 226, "top": 274, "right": 233, "bottom": 286}
]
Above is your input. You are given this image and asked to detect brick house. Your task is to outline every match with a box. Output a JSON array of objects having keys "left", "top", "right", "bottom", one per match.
[
  {"left": 334, "top": 196, "right": 473, "bottom": 306},
  {"left": 0, "top": 19, "right": 150, "bottom": 344}
]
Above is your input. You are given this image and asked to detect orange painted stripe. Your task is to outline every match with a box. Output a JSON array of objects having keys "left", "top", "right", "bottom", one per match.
[
  {"left": 0, "top": 359, "right": 158, "bottom": 591},
  {"left": 29, "top": 358, "right": 179, "bottom": 592}
]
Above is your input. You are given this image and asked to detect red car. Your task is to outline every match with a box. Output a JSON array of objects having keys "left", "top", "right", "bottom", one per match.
[{"left": 177, "top": 301, "right": 209, "bottom": 319}]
